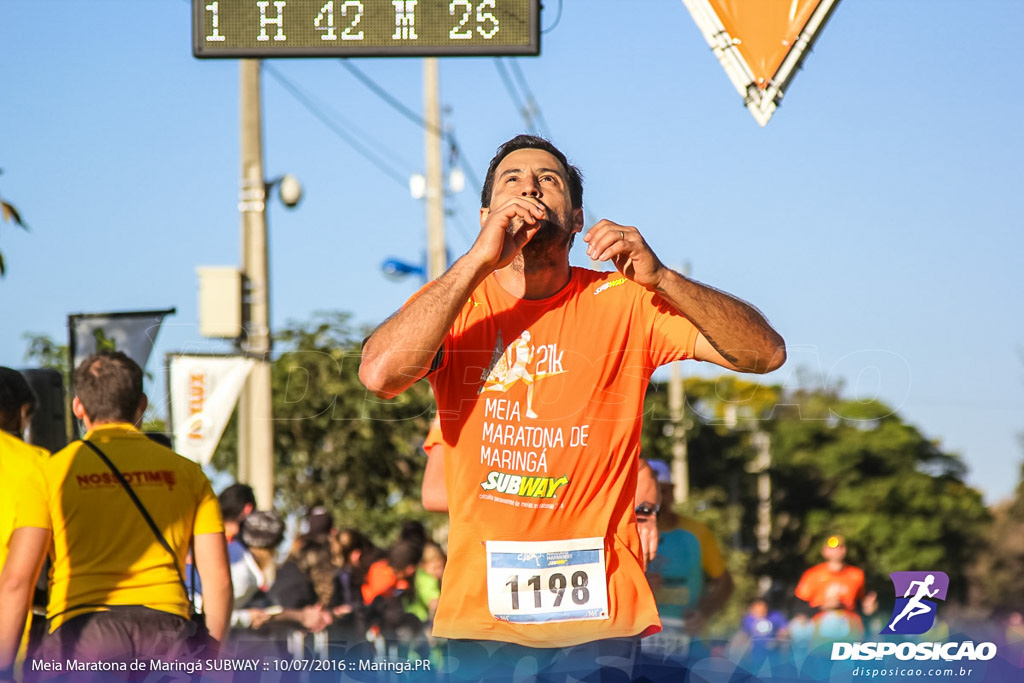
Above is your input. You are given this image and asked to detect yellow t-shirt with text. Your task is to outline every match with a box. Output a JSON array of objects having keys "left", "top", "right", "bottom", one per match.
[
  {"left": 0, "top": 430, "right": 50, "bottom": 664},
  {"left": 20, "top": 424, "right": 223, "bottom": 631},
  {"left": 0, "top": 430, "right": 49, "bottom": 567}
]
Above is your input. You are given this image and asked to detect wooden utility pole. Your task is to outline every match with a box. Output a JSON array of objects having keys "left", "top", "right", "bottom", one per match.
[
  {"left": 238, "top": 59, "right": 274, "bottom": 508},
  {"left": 424, "top": 58, "right": 445, "bottom": 281}
]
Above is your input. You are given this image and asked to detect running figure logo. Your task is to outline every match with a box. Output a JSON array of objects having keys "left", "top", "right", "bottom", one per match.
[
  {"left": 479, "top": 330, "right": 566, "bottom": 419},
  {"left": 881, "top": 571, "right": 949, "bottom": 635}
]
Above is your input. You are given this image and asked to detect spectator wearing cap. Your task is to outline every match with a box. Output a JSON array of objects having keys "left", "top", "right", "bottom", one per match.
[
  {"left": 229, "top": 511, "right": 332, "bottom": 652},
  {"left": 643, "top": 458, "right": 734, "bottom": 639},
  {"left": 305, "top": 505, "right": 335, "bottom": 540},
  {"left": 229, "top": 509, "right": 284, "bottom": 629},
  {"left": 240, "top": 510, "right": 287, "bottom": 588},
  {"left": 794, "top": 534, "right": 866, "bottom": 613}
]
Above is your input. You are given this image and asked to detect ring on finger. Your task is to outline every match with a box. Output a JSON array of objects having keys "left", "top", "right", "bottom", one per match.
[{"left": 619, "top": 230, "right": 625, "bottom": 240}]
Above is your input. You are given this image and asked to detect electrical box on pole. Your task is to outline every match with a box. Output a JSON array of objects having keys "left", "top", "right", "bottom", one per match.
[
  {"left": 194, "top": 0, "right": 541, "bottom": 58},
  {"left": 197, "top": 266, "right": 243, "bottom": 339}
]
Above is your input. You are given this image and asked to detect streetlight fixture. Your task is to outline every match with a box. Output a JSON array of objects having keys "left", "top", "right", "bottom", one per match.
[
  {"left": 268, "top": 173, "right": 303, "bottom": 209},
  {"left": 381, "top": 258, "right": 426, "bottom": 282}
]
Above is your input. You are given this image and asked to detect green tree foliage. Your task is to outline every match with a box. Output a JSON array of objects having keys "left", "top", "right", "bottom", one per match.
[
  {"left": 1012, "top": 454, "right": 1024, "bottom": 521},
  {"left": 212, "top": 312, "right": 436, "bottom": 543},
  {"left": 642, "top": 375, "right": 778, "bottom": 634},
  {"left": 642, "top": 375, "right": 990, "bottom": 611},
  {"left": 22, "top": 332, "right": 165, "bottom": 434},
  {"left": 967, "top": 499, "right": 1024, "bottom": 610},
  {"left": 968, "top": 461, "right": 1024, "bottom": 609},
  {"left": 23, "top": 332, "right": 69, "bottom": 380},
  {"left": 770, "top": 391, "right": 989, "bottom": 604}
]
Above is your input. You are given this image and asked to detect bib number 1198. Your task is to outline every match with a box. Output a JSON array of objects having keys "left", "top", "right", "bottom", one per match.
[
  {"left": 506, "top": 569, "right": 591, "bottom": 610},
  {"left": 486, "top": 538, "right": 609, "bottom": 623}
]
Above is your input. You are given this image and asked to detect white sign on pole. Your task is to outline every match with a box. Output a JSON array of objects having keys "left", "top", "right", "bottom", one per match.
[{"left": 169, "top": 354, "right": 254, "bottom": 465}]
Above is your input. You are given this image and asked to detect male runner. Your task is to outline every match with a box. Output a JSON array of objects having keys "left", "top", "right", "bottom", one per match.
[{"left": 360, "top": 135, "right": 785, "bottom": 679}]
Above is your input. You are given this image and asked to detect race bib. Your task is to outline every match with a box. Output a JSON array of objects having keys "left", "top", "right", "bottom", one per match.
[{"left": 485, "top": 537, "right": 609, "bottom": 623}]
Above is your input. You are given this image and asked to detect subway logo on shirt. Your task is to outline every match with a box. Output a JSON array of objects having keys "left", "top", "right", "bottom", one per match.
[{"left": 480, "top": 471, "right": 569, "bottom": 499}]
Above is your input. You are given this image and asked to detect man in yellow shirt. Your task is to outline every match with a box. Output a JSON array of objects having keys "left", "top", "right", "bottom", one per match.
[
  {"left": 0, "top": 367, "right": 50, "bottom": 573},
  {"left": 0, "top": 352, "right": 233, "bottom": 676},
  {"left": 0, "top": 368, "right": 51, "bottom": 681}
]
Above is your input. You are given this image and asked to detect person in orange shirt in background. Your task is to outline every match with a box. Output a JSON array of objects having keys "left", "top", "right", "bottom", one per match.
[
  {"left": 362, "top": 541, "right": 423, "bottom": 606},
  {"left": 361, "top": 134, "right": 786, "bottom": 680},
  {"left": 794, "top": 534, "right": 866, "bottom": 613}
]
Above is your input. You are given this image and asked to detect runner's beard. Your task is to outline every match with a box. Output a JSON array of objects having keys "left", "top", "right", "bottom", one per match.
[{"left": 513, "top": 209, "right": 575, "bottom": 270}]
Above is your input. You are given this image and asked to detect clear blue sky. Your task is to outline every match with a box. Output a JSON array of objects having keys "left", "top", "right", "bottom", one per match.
[{"left": 2, "top": 1, "right": 1021, "bottom": 504}]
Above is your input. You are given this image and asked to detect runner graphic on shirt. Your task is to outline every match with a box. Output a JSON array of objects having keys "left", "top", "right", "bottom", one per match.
[{"left": 480, "top": 330, "right": 565, "bottom": 419}]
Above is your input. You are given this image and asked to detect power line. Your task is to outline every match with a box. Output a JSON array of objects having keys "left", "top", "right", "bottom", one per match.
[
  {"left": 263, "top": 63, "right": 411, "bottom": 188},
  {"left": 509, "top": 60, "right": 550, "bottom": 138},
  {"left": 340, "top": 59, "right": 437, "bottom": 135},
  {"left": 541, "top": 0, "right": 564, "bottom": 34},
  {"left": 338, "top": 59, "right": 483, "bottom": 195},
  {"left": 494, "top": 59, "right": 534, "bottom": 132},
  {"left": 494, "top": 58, "right": 551, "bottom": 139}
]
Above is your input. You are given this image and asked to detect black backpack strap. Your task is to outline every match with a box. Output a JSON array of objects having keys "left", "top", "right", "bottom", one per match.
[{"left": 78, "top": 439, "right": 197, "bottom": 612}]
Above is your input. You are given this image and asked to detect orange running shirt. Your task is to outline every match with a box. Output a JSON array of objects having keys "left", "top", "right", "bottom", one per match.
[
  {"left": 427, "top": 268, "right": 699, "bottom": 647},
  {"left": 362, "top": 559, "right": 407, "bottom": 604},
  {"left": 794, "top": 562, "right": 866, "bottom": 612},
  {"left": 423, "top": 415, "right": 443, "bottom": 453}
]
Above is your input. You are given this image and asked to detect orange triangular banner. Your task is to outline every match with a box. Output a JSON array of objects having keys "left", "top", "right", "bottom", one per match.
[
  {"left": 709, "top": 0, "right": 822, "bottom": 89},
  {"left": 682, "top": 0, "right": 841, "bottom": 125}
]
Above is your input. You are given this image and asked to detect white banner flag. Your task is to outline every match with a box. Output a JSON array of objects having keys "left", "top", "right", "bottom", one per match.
[{"left": 169, "top": 354, "right": 254, "bottom": 465}]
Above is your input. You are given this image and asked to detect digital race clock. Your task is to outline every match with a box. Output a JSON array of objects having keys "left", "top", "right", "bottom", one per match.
[{"left": 193, "top": 0, "right": 540, "bottom": 58}]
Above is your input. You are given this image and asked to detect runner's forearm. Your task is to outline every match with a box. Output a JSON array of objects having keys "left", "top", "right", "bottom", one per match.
[
  {"left": 0, "top": 528, "right": 49, "bottom": 669},
  {"left": 654, "top": 270, "right": 786, "bottom": 374},
  {"left": 360, "top": 255, "right": 490, "bottom": 398}
]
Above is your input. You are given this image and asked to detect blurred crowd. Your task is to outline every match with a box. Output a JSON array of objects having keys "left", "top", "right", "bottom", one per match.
[
  {"left": 4, "top": 358, "right": 1022, "bottom": 682},
  {"left": 205, "top": 484, "right": 447, "bottom": 668}
]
